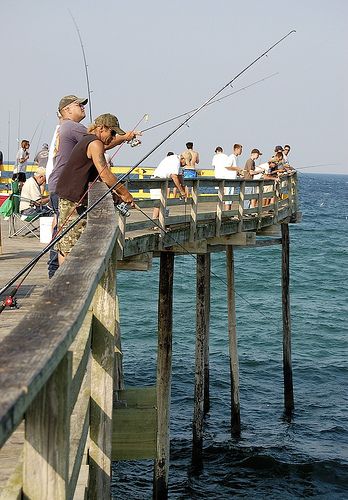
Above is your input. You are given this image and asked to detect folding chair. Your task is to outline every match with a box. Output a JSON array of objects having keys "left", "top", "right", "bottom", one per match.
[{"left": 9, "top": 195, "right": 53, "bottom": 239}]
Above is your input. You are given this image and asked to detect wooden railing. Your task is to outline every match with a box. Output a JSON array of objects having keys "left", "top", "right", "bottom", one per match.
[
  {"left": 0, "top": 184, "right": 122, "bottom": 499},
  {"left": 0, "top": 173, "right": 299, "bottom": 498}
]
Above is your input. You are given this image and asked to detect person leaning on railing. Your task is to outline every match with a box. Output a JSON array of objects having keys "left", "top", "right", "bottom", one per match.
[{"left": 55, "top": 114, "right": 134, "bottom": 266}]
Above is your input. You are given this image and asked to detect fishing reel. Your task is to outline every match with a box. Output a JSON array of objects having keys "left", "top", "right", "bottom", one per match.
[
  {"left": 115, "top": 201, "right": 131, "bottom": 217},
  {"left": 128, "top": 138, "right": 142, "bottom": 148}
]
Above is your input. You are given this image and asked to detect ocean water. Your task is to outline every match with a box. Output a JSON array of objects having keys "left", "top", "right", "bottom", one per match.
[{"left": 112, "top": 174, "right": 348, "bottom": 499}]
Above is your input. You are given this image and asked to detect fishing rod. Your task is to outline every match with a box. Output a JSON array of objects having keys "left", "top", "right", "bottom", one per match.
[
  {"left": 142, "top": 72, "right": 279, "bottom": 133},
  {"left": 68, "top": 10, "right": 93, "bottom": 122},
  {"left": 7, "top": 111, "right": 11, "bottom": 168},
  {"left": 0, "top": 30, "right": 296, "bottom": 304},
  {"left": 296, "top": 163, "right": 343, "bottom": 171}
]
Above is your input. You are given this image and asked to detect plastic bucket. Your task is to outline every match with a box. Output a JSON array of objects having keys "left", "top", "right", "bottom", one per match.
[{"left": 40, "top": 217, "right": 54, "bottom": 244}]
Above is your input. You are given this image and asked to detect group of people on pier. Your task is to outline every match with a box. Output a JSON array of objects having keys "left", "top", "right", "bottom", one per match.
[{"left": 2, "top": 92, "right": 295, "bottom": 277}]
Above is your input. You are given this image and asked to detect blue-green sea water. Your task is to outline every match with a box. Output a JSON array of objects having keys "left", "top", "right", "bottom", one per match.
[{"left": 112, "top": 173, "right": 348, "bottom": 499}]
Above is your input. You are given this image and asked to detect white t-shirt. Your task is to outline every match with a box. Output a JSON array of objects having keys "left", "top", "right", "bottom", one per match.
[
  {"left": 254, "top": 162, "right": 269, "bottom": 180},
  {"left": 223, "top": 153, "right": 239, "bottom": 179},
  {"left": 46, "top": 125, "right": 60, "bottom": 182},
  {"left": 153, "top": 155, "right": 180, "bottom": 178},
  {"left": 212, "top": 152, "right": 229, "bottom": 178},
  {"left": 20, "top": 176, "right": 42, "bottom": 212},
  {"left": 15, "top": 147, "right": 29, "bottom": 173}
]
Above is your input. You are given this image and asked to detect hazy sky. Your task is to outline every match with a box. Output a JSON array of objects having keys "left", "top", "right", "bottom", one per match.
[{"left": 0, "top": 0, "right": 346, "bottom": 174}]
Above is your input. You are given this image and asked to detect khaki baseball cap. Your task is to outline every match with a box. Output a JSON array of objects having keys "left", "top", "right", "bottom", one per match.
[
  {"left": 58, "top": 95, "right": 88, "bottom": 111},
  {"left": 94, "top": 113, "right": 125, "bottom": 135}
]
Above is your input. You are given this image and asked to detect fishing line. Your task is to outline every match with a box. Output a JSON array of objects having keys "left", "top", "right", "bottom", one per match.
[
  {"left": 0, "top": 31, "right": 296, "bottom": 305},
  {"left": 68, "top": 10, "right": 93, "bottom": 122},
  {"left": 141, "top": 73, "right": 279, "bottom": 133},
  {"left": 135, "top": 204, "right": 282, "bottom": 330}
]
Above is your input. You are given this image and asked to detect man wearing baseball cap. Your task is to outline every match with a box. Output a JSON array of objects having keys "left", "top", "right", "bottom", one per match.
[
  {"left": 47, "top": 94, "right": 139, "bottom": 278},
  {"left": 55, "top": 113, "right": 134, "bottom": 264}
]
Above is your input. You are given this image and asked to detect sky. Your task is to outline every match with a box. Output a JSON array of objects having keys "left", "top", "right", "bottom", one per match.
[{"left": 0, "top": 0, "right": 346, "bottom": 174}]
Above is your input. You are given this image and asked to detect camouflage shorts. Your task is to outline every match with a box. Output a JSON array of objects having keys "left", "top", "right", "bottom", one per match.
[{"left": 56, "top": 199, "right": 87, "bottom": 257}]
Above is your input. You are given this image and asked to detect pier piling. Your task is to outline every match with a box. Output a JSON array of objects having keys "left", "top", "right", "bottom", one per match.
[
  {"left": 281, "top": 223, "right": 294, "bottom": 415},
  {"left": 192, "top": 254, "right": 210, "bottom": 461},
  {"left": 204, "top": 254, "right": 211, "bottom": 415},
  {"left": 153, "top": 252, "right": 174, "bottom": 499},
  {"left": 226, "top": 246, "right": 241, "bottom": 436}
]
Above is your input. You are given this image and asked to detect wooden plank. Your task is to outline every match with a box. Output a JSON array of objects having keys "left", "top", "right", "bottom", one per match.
[
  {"left": 117, "top": 387, "right": 156, "bottom": 408},
  {"left": 226, "top": 247, "right": 241, "bottom": 436},
  {"left": 154, "top": 253, "right": 174, "bottom": 500},
  {"left": 116, "top": 252, "right": 153, "bottom": 271},
  {"left": 0, "top": 423, "right": 24, "bottom": 500},
  {"left": 23, "top": 352, "right": 72, "bottom": 499},
  {"left": 88, "top": 244, "right": 118, "bottom": 499},
  {"left": 70, "top": 311, "right": 93, "bottom": 413},
  {"left": 112, "top": 407, "right": 156, "bottom": 460},
  {"left": 208, "top": 232, "right": 256, "bottom": 246}
]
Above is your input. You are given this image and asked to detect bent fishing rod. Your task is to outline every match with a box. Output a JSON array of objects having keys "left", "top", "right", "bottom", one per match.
[
  {"left": 142, "top": 72, "right": 279, "bottom": 133},
  {"left": 0, "top": 30, "right": 296, "bottom": 303},
  {"left": 69, "top": 10, "right": 93, "bottom": 122}
]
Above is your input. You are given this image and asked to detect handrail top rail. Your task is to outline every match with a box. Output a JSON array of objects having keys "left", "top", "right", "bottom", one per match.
[{"left": 0, "top": 183, "right": 117, "bottom": 447}]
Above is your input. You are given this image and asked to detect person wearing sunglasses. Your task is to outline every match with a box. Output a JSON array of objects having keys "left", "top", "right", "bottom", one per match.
[{"left": 55, "top": 113, "right": 134, "bottom": 265}]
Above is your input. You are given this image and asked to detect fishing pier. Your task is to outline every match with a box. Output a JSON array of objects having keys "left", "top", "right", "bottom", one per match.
[{"left": 0, "top": 173, "right": 300, "bottom": 499}]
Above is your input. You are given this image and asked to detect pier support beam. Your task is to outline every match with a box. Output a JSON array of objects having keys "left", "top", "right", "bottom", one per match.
[
  {"left": 204, "top": 254, "right": 211, "bottom": 415},
  {"left": 226, "top": 246, "right": 241, "bottom": 436},
  {"left": 281, "top": 223, "right": 294, "bottom": 416},
  {"left": 153, "top": 252, "right": 174, "bottom": 500},
  {"left": 192, "top": 254, "right": 210, "bottom": 463}
]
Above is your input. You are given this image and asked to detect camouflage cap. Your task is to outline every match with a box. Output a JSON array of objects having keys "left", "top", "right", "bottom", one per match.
[
  {"left": 94, "top": 113, "right": 125, "bottom": 135},
  {"left": 58, "top": 95, "right": 88, "bottom": 111}
]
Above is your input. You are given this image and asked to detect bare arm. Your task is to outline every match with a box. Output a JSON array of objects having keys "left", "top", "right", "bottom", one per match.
[{"left": 88, "top": 140, "right": 134, "bottom": 204}]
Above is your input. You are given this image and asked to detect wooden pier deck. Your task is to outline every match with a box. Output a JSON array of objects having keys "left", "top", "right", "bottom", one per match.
[{"left": 0, "top": 174, "right": 300, "bottom": 499}]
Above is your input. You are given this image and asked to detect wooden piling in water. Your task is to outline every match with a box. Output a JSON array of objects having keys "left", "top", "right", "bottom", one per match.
[
  {"left": 153, "top": 252, "right": 174, "bottom": 500},
  {"left": 192, "top": 254, "right": 210, "bottom": 460},
  {"left": 226, "top": 246, "right": 241, "bottom": 436},
  {"left": 204, "top": 254, "right": 211, "bottom": 415},
  {"left": 281, "top": 223, "right": 294, "bottom": 415}
]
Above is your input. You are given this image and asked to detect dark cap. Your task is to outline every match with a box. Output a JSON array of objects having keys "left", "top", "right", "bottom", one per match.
[
  {"left": 251, "top": 148, "right": 262, "bottom": 155},
  {"left": 274, "top": 145, "right": 284, "bottom": 152},
  {"left": 58, "top": 95, "right": 88, "bottom": 111},
  {"left": 94, "top": 113, "right": 125, "bottom": 135}
]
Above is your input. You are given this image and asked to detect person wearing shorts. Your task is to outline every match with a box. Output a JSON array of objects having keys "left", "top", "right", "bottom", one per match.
[{"left": 55, "top": 113, "right": 134, "bottom": 263}]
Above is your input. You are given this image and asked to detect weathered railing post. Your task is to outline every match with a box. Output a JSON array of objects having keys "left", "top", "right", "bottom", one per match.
[
  {"left": 154, "top": 252, "right": 174, "bottom": 499},
  {"left": 281, "top": 223, "right": 294, "bottom": 416},
  {"left": 23, "top": 352, "right": 72, "bottom": 499},
  {"left": 190, "top": 179, "right": 199, "bottom": 242},
  {"left": 216, "top": 180, "right": 224, "bottom": 237},
  {"left": 226, "top": 246, "right": 241, "bottom": 436},
  {"left": 238, "top": 180, "right": 245, "bottom": 231},
  {"left": 159, "top": 180, "right": 168, "bottom": 232},
  {"left": 89, "top": 245, "right": 118, "bottom": 499}
]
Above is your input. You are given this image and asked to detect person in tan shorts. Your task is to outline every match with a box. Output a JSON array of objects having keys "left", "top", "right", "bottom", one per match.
[{"left": 55, "top": 114, "right": 134, "bottom": 264}]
